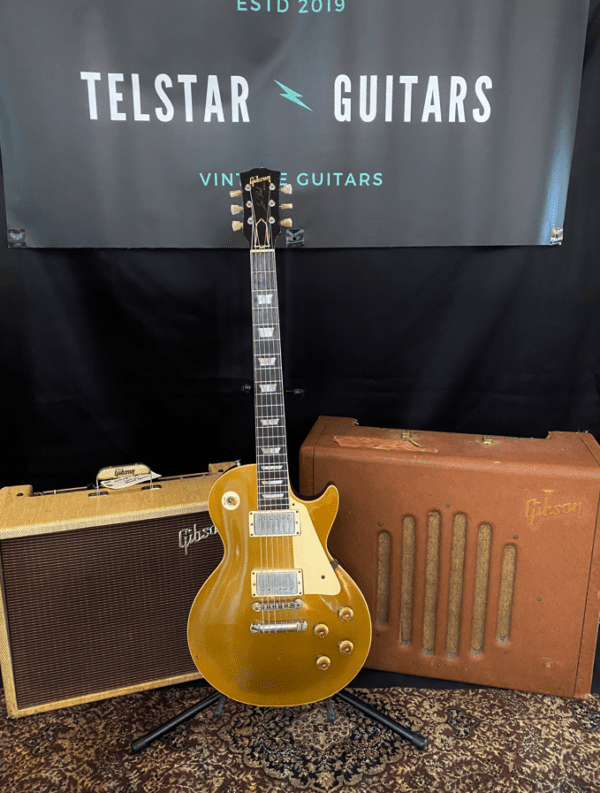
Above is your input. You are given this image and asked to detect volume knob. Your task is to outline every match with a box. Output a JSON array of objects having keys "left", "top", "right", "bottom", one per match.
[
  {"left": 338, "top": 607, "right": 354, "bottom": 622},
  {"left": 314, "top": 623, "right": 329, "bottom": 638},
  {"left": 316, "top": 655, "right": 331, "bottom": 670},
  {"left": 339, "top": 640, "right": 354, "bottom": 655}
]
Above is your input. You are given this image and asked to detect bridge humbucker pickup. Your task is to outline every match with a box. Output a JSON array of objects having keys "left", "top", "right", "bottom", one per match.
[
  {"left": 251, "top": 569, "right": 303, "bottom": 597},
  {"left": 249, "top": 510, "right": 300, "bottom": 537},
  {"left": 250, "top": 621, "right": 308, "bottom": 634}
]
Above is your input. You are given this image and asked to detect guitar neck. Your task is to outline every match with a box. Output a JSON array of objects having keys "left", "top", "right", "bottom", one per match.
[{"left": 251, "top": 248, "right": 290, "bottom": 511}]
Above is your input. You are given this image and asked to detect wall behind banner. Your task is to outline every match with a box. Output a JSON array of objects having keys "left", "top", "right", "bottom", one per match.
[{"left": 0, "top": 4, "right": 599, "bottom": 493}]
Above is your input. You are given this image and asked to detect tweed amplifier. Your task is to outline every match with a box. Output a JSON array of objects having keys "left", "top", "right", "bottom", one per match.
[
  {"left": 0, "top": 461, "right": 236, "bottom": 717},
  {"left": 300, "top": 417, "right": 600, "bottom": 698}
]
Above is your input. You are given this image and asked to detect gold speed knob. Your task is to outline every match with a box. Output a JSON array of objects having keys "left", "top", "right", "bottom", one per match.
[
  {"left": 314, "top": 623, "right": 329, "bottom": 638},
  {"left": 316, "top": 655, "right": 331, "bottom": 670},
  {"left": 339, "top": 640, "right": 354, "bottom": 655},
  {"left": 338, "top": 607, "right": 354, "bottom": 622}
]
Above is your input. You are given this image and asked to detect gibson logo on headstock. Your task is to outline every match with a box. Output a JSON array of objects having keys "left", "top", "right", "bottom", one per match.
[{"left": 250, "top": 175, "right": 271, "bottom": 185}]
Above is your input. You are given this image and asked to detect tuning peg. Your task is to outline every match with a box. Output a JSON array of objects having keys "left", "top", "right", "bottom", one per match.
[
  {"left": 231, "top": 204, "right": 243, "bottom": 215},
  {"left": 280, "top": 203, "right": 293, "bottom": 210},
  {"left": 280, "top": 218, "right": 293, "bottom": 228},
  {"left": 281, "top": 184, "right": 293, "bottom": 195},
  {"left": 230, "top": 189, "right": 242, "bottom": 197},
  {"left": 232, "top": 220, "right": 244, "bottom": 232}
]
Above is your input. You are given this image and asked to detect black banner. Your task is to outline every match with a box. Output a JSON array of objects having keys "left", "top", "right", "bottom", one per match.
[{"left": 0, "top": 0, "right": 590, "bottom": 247}]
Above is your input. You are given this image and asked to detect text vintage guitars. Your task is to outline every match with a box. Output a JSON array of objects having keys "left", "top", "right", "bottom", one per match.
[{"left": 187, "top": 168, "right": 372, "bottom": 707}]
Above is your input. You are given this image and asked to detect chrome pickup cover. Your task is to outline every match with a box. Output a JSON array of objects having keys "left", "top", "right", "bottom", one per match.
[
  {"left": 251, "top": 569, "right": 303, "bottom": 597},
  {"left": 249, "top": 510, "right": 300, "bottom": 537}
]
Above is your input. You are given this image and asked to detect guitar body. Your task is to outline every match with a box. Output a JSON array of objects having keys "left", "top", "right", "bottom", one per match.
[{"left": 187, "top": 463, "right": 372, "bottom": 707}]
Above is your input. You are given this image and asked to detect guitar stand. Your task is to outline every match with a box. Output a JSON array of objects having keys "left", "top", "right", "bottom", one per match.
[{"left": 130, "top": 688, "right": 427, "bottom": 754}]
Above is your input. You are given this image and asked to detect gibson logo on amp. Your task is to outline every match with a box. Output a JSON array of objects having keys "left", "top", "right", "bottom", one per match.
[
  {"left": 179, "top": 523, "right": 219, "bottom": 555},
  {"left": 524, "top": 494, "right": 583, "bottom": 526}
]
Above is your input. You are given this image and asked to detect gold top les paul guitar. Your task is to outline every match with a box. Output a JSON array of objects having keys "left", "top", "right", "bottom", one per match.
[{"left": 187, "top": 168, "right": 372, "bottom": 707}]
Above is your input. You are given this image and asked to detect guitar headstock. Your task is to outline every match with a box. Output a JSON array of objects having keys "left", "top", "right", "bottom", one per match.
[{"left": 230, "top": 168, "right": 293, "bottom": 249}]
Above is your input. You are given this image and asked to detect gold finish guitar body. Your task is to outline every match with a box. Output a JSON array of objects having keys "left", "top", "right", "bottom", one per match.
[{"left": 187, "top": 464, "right": 372, "bottom": 707}]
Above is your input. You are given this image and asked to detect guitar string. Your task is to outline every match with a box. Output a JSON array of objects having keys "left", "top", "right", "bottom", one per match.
[
  {"left": 251, "top": 186, "right": 294, "bottom": 626},
  {"left": 265, "top": 244, "right": 285, "bottom": 622},
  {"left": 250, "top": 202, "right": 267, "bottom": 625}
]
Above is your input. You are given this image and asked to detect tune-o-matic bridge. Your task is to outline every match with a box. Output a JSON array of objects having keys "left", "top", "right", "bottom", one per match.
[
  {"left": 252, "top": 598, "right": 303, "bottom": 612},
  {"left": 249, "top": 510, "right": 300, "bottom": 537}
]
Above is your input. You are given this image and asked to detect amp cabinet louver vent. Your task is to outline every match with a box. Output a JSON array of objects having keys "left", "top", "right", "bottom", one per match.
[{"left": 375, "top": 513, "right": 517, "bottom": 661}]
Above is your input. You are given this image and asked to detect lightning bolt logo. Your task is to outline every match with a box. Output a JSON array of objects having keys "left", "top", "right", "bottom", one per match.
[{"left": 274, "top": 81, "right": 312, "bottom": 111}]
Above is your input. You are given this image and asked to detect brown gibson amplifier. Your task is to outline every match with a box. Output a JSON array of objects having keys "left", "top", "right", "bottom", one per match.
[
  {"left": 0, "top": 461, "right": 235, "bottom": 717},
  {"left": 300, "top": 417, "right": 600, "bottom": 699}
]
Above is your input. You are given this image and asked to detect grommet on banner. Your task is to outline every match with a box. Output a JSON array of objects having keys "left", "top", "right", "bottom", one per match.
[
  {"left": 550, "top": 227, "right": 563, "bottom": 245},
  {"left": 286, "top": 228, "right": 304, "bottom": 248},
  {"left": 7, "top": 229, "right": 26, "bottom": 248}
]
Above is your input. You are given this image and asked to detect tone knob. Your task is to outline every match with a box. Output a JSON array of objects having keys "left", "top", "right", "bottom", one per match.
[
  {"left": 316, "top": 655, "right": 331, "bottom": 670},
  {"left": 338, "top": 607, "right": 354, "bottom": 621},
  {"left": 339, "top": 640, "right": 354, "bottom": 655},
  {"left": 314, "top": 623, "right": 329, "bottom": 638}
]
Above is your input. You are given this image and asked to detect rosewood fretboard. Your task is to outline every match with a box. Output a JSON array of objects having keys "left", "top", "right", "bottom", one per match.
[{"left": 251, "top": 248, "right": 290, "bottom": 511}]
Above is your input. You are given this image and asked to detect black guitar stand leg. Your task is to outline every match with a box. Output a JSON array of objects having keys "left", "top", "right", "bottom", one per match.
[
  {"left": 333, "top": 689, "right": 427, "bottom": 750},
  {"left": 131, "top": 691, "right": 223, "bottom": 754},
  {"left": 131, "top": 689, "right": 426, "bottom": 754}
]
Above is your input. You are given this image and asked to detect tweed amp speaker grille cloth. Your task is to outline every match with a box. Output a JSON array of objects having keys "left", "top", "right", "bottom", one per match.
[{"left": 1, "top": 511, "right": 222, "bottom": 711}]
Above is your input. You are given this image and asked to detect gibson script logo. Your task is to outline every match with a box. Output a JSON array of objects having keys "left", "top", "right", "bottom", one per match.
[
  {"left": 524, "top": 496, "right": 583, "bottom": 527},
  {"left": 179, "top": 523, "right": 219, "bottom": 555}
]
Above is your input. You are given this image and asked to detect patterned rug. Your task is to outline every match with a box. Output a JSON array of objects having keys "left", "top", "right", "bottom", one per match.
[{"left": 2, "top": 684, "right": 600, "bottom": 793}]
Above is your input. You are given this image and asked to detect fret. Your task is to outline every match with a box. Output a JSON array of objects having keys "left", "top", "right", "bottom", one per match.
[{"left": 251, "top": 245, "right": 289, "bottom": 511}]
